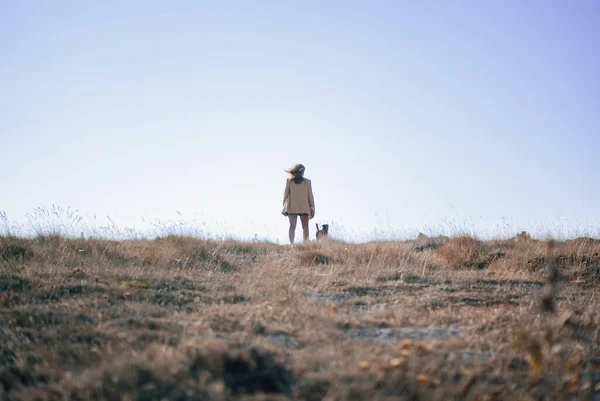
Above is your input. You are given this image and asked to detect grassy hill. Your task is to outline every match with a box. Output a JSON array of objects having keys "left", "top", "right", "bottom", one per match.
[{"left": 1, "top": 234, "right": 599, "bottom": 400}]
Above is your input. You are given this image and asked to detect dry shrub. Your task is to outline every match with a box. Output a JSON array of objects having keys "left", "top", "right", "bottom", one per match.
[
  {"left": 487, "top": 251, "right": 530, "bottom": 274},
  {"left": 484, "top": 236, "right": 600, "bottom": 280},
  {"left": 435, "top": 236, "right": 503, "bottom": 269},
  {"left": 528, "top": 238, "right": 600, "bottom": 282},
  {"left": 563, "top": 237, "right": 600, "bottom": 266},
  {"left": 564, "top": 236, "right": 600, "bottom": 251},
  {"left": 519, "top": 238, "right": 600, "bottom": 269},
  {"left": 484, "top": 237, "right": 546, "bottom": 274}
]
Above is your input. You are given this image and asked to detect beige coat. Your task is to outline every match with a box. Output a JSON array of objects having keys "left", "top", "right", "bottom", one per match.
[{"left": 282, "top": 178, "right": 315, "bottom": 218}]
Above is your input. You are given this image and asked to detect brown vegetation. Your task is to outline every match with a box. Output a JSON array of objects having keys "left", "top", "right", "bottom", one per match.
[{"left": 0, "top": 234, "right": 599, "bottom": 400}]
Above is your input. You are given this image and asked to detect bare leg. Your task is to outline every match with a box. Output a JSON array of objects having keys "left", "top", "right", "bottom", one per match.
[
  {"left": 288, "top": 214, "right": 298, "bottom": 244},
  {"left": 300, "top": 215, "right": 310, "bottom": 242}
]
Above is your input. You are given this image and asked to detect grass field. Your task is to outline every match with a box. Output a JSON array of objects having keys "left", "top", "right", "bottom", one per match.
[{"left": 0, "top": 233, "right": 599, "bottom": 400}]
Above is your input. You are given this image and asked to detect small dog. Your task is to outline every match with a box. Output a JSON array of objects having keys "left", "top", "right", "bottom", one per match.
[{"left": 316, "top": 223, "right": 329, "bottom": 241}]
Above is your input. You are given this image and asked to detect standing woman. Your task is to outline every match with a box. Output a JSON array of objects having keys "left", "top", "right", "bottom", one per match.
[{"left": 282, "top": 164, "right": 315, "bottom": 244}]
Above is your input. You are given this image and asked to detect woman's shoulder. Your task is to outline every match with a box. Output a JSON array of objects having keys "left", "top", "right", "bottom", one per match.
[{"left": 287, "top": 177, "right": 310, "bottom": 182}]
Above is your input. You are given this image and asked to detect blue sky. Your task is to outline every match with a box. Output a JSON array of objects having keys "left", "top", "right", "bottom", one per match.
[{"left": 1, "top": 1, "right": 599, "bottom": 242}]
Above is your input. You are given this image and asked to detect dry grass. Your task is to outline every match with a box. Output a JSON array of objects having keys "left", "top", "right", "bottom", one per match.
[{"left": 0, "top": 234, "right": 599, "bottom": 400}]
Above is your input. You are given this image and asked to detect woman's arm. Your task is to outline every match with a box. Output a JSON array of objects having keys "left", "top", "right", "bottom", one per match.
[
  {"left": 283, "top": 179, "right": 291, "bottom": 205},
  {"left": 308, "top": 180, "right": 315, "bottom": 218}
]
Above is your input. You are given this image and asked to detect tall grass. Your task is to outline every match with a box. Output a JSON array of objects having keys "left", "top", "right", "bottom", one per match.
[{"left": 1, "top": 206, "right": 599, "bottom": 243}]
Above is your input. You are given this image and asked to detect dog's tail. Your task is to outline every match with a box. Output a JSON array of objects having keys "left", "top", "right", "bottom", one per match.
[{"left": 316, "top": 223, "right": 320, "bottom": 231}]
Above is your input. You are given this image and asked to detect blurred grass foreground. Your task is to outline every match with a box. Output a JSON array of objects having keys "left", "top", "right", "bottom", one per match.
[{"left": 0, "top": 206, "right": 599, "bottom": 400}]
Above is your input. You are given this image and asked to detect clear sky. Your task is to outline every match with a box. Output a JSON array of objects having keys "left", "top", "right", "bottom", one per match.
[{"left": 1, "top": 1, "right": 599, "bottom": 242}]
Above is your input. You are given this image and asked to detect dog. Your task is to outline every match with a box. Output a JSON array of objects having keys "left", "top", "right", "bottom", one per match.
[{"left": 316, "top": 223, "right": 329, "bottom": 241}]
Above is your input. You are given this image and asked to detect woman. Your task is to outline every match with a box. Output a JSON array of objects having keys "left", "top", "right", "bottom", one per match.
[{"left": 282, "top": 164, "right": 315, "bottom": 244}]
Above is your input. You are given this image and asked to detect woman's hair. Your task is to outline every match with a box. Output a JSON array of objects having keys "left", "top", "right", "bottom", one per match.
[{"left": 286, "top": 164, "right": 305, "bottom": 184}]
